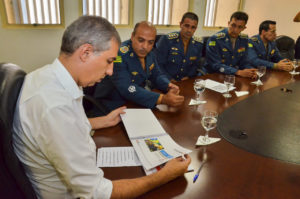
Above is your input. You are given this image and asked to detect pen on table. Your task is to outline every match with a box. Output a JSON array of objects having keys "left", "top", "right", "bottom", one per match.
[{"left": 193, "top": 161, "right": 205, "bottom": 183}]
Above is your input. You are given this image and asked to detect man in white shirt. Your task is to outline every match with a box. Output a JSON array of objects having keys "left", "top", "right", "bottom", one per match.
[{"left": 13, "top": 16, "right": 191, "bottom": 199}]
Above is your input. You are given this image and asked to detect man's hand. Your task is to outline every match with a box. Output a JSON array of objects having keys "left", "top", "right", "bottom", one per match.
[
  {"left": 168, "top": 83, "right": 180, "bottom": 94},
  {"left": 160, "top": 155, "right": 191, "bottom": 180},
  {"left": 181, "top": 76, "right": 189, "bottom": 81},
  {"left": 161, "top": 89, "right": 184, "bottom": 107},
  {"left": 236, "top": 68, "right": 257, "bottom": 79},
  {"left": 88, "top": 106, "right": 126, "bottom": 129},
  {"left": 276, "top": 59, "right": 293, "bottom": 71}
]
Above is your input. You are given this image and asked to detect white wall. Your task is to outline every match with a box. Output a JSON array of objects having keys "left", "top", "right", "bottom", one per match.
[
  {"left": 243, "top": 0, "right": 300, "bottom": 40},
  {"left": 0, "top": 0, "right": 298, "bottom": 72}
]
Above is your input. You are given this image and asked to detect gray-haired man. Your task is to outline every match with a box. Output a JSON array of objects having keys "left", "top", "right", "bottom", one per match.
[{"left": 13, "top": 16, "right": 190, "bottom": 199}]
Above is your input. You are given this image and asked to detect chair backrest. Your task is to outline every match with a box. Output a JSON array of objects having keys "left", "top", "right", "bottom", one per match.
[
  {"left": 275, "top": 35, "right": 295, "bottom": 60},
  {"left": 295, "top": 36, "right": 300, "bottom": 59},
  {"left": 0, "top": 63, "right": 37, "bottom": 198}
]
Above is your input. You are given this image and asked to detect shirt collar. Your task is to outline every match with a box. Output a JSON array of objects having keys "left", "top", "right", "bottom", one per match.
[{"left": 52, "top": 59, "right": 83, "bottom": 99}]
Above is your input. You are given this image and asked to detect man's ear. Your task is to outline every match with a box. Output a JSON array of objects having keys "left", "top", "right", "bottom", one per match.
[{"left": 79, "top": 44, "right": 94, "bottom": 62}]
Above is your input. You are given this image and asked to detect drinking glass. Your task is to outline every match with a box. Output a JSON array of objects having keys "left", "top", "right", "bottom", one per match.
[
  {"left": 290, "top": 59, "right": 299, "bottom": 75},
  {"left": 194, "top": 79, "right": 206, "bottom": 103},
  {"left": 223, "top": 75, "right": 235, "bottom": 98},
  {"left": 201, "top": 110, "right": 218, "bottom": 144},
  {"left": 252, "top": 66, "right": 266, "bottom": 86}
]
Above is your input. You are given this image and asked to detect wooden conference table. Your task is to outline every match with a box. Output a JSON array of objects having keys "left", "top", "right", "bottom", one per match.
[{"left": 93, "top": 70, "right": 300, "bottom": 199}]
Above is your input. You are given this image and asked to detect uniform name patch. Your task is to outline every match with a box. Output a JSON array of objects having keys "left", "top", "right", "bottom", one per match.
[{"left": 209, "top": 41, "right": 216, "bottom": 46}]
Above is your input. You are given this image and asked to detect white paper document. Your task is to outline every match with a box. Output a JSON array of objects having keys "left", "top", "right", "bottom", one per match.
[
  {"left": 189, "top": 99, "right": 207, "bottom": 105},
  {"left": 205, "top": 79, "right": 235, "bottom": 93},
  {"left": 196, "top": 136, "right": 221, "bottom": 146},
  {"left": 97, "top": 147, "right": 142, "bottom": 167},
  {"left": 235, "top": 91, "right": 249, "bottom": 97},
  {"left": 121, "top": 109, "right": 192, "bottom": 170}
]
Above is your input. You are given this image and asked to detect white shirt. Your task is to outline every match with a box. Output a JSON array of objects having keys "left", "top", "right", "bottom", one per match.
[{"left": 13, "top": 59, "right": 112, "bottom": 199}]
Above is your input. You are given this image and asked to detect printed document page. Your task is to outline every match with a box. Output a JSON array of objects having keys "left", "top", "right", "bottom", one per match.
[{"left": 97, "top": 147, "right": 142, "bottom": 167}]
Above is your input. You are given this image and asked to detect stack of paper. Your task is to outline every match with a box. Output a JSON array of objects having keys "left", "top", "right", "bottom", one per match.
[
  {"left": 121, "top": 109, "right": 192, "bottom": 170},
  {"left": 205, "top": 79, "right": 235, "bottom": 93}
]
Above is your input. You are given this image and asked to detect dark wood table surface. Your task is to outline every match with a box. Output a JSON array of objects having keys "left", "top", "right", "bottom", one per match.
[{"left": 93, "top": 70, "right": 300, "bottom": 199}]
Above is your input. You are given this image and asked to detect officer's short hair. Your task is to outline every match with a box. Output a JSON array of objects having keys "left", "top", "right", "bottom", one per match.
[
  {"left": 132, "top": 21, "right": 156, "bottom": 36},
  {"left": 60, "top": 16, "right": 121, "bottom": 55},
  {"left": 230, "top": 11, "right": 248, "bottom": 24},
  {"left": 181, "top": 12, "right": 199, "bottom": 23},
  {"left": 259, "top": 20, "right": 276, "bottom": 35}
]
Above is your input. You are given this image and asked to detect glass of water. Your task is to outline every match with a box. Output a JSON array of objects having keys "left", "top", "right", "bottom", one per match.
[
  {"left": 256, "top": 66, "right": 266, "bottom": 85},
  {"left": 194, "top": 79, "right": 206, "bottom": 103},
  {"left": 223, "top": 75, "right": 235, "bottom": 98},
  {"left": 201, "top": 110, "right": 218, "bottom": 144},
  {"left": 290, "top": 59, "right": 299, "bottom": 75}
]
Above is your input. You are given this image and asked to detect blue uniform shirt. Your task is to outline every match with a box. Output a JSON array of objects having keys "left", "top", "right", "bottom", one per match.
[
  {"left": 248, "top": 34, "right": 283, "bottom": 69},
  {"left": 112, "top": 40, "right": 170, "bottom": 108},
  {"left": 205, "top": 28, "right": 252, "bottom": 74},
  {"left": 155, "top": 32, "right": 204, "bottom": 81}
]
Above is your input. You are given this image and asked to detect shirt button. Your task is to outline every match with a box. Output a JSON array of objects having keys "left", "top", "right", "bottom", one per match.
[
  {"left": 181, "top": 68, "right": 184, "bottom": 71},
  {"left": 232, "top": 56, "right": 234, "bottom": 59},
  {"left": 132, "top": 79, "right": 134, "bottom": 82},
  {"left": 183, "top": 59, "right": 186, "bottom": 63},
  {"left": 176, "top": 75, "right": 179, "bottom": 78},
  {"left": 172, "top": 59, "right": 175, "bottom": 63}
]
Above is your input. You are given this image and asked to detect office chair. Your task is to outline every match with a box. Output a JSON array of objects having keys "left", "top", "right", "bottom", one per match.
[
  {"left": 0, "top": 63, "right": 37, "bottom": 198},
  {"left": 295, "top": 36, "right": 300, "bottom": 59},
  {"left": 83, "top": 76, "right": 112, "bottom": 117},
  {"left": 275, "top": 35, "right": 295, "bottom": 60}
]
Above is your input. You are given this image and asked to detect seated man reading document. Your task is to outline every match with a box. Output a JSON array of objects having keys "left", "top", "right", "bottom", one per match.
[{"left": 12, "top": 16, "right": 191, "bottom": 199}]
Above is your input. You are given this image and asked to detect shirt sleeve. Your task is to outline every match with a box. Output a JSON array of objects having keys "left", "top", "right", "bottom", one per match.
[
  {"left": 272, "top": 46, "right": 284, "bottom": 63},
  {"left": 206, "top": 37, "right": 238, "bottom": 75},
  {"left": 37, "top": 104, "right": 112, "bottom": 199},
  {"left": 151, "top": 57, "right": 170, "bottom": 92}
]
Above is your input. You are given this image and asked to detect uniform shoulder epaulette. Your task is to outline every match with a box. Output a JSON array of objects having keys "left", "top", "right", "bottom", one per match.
[
  {"left": 119, "top": 45, "right": 129, "bottom": 54},
  {"left": 215, "top": 32, "right": 225, "bottom": 39},
  {"left": 250, "top": 37, "right": 258, "bottom": 42},
  {"left": 239, "top": 33, "right": 248, "bottom": 39},
  {"left": 192, "top": 36, "right": 203, "bottom": 43},
  {"left": 167, "top": 32, "right": 179, "bottom": 39}
]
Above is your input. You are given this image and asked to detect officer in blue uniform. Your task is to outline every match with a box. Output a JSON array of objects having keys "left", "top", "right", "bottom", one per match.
[
  {"left": 110, "top": 21, "right": 184, "bottom": 109},
  {"left": 248, "top": 20, "right": 293, "bottom": 71},
  {"left": 155, "top": 12, "right": 204, "bottom": 81},
  {"left": 205, "top": 11, "right": 257, "bottom": 78}
]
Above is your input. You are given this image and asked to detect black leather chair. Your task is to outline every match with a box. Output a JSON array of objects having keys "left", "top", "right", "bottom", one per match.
[
  {"left": 83, "top": 76, "right": 112, "bottom": 117},
  {"left": 295, "top": 36, "right": 300, "bottom": 59},
  {"left": 275, "top": 35, "right": 295, "bottom": 60},
  {"left": 0, "top": 63, "right": 37, "bottom": 198}
]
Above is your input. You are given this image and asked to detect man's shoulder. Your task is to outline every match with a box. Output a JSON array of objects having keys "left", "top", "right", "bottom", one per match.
[
  {"left": 192, "top": 36, "right": 203, "bottom": 44},
  {"left": 119, "top": 40, "right": 131, "bottom": 56},
  {"left": 239, "top": 33, "right": 249, "bottom": 40},
  {"left": 166, "top": 32, "right": 180, "bottom": 40},
  {"left": 250, "top": 35, "right": 259, "bottom": 43},
  {"left": 212, "top": 29, "right": 226, "bottom": 40}
]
